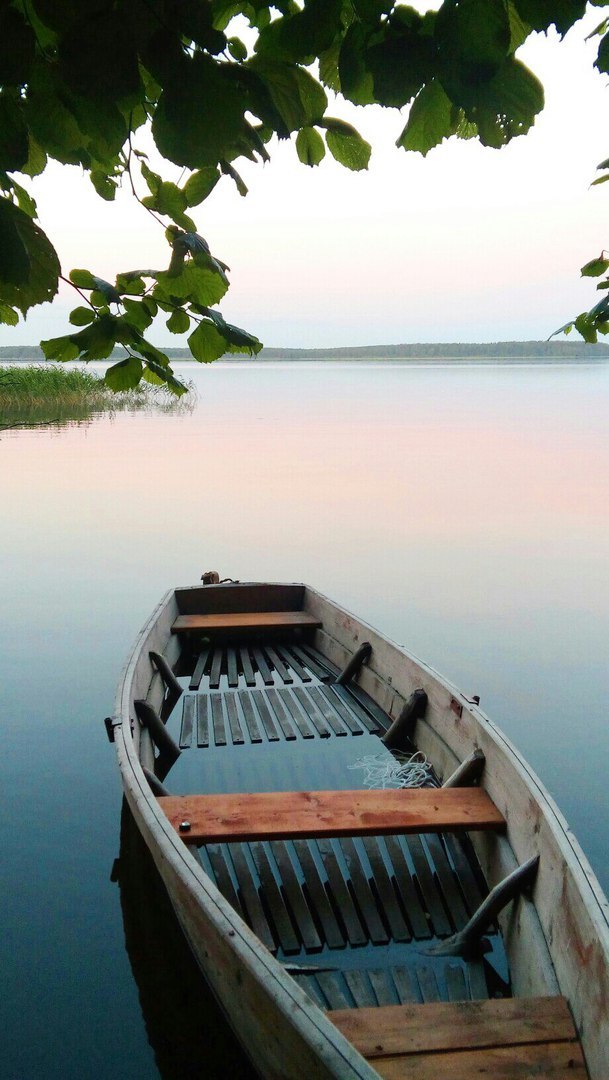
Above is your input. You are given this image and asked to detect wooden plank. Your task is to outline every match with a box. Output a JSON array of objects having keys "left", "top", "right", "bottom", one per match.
[
  {"left": 209, "top": 648, "right": 223, "bottom": 689},
  {"left": 224, "top": 693, "right": 244, "bottom": 745},
  {"left": 265, "top": 646, "right": 293, "bottom": 684},
  {"left": 291, "top": 644, "right": 332, "bottom": 682},
  {"left": 327, "top": 996, "right": 581, "bottom": 1059},
  {"left": 320, "top": 685, "right": 365, "bottom": 735},
  {"left": 444, "top": 834, "right": 486, "bottom": 915},
  {"left": 467, "top": 961, "right": 489, "bottom": 1001},
  {"left": 238, "top": 691, "right": 262, "bottom": 743},
  {"left": 316, "top": 972, "right": 351, "bottom": 1011},
  {"left": 344, "top": 970, "right": 376, "bottom": 1008},
  {"left": 368, "top": 969, "right": 397, "bottom": 1007},
  {"left": 291, "top": 840, "right": 345, "bottom": 949},
  {"left": 172, "top": 611, "right": 322, "bottom": 633},
  {"left": 239, "top": 646, "right": 256, "bottom": 687},
  {"left": 383, "top": 836, "right": 431, "bottom": 940},
  {"left": 332, "top": 683, "right": 382, "bottom": 734},
  {"left": 293, "top": 687, "right": 331, "bottom": 738},
  {"left": 228, "top": 843, "right": 276, "bottom": 953},
  {"left": 226, "top": 647, "right": 239, "bottom": 688},
  {"left": 416, "top": 967, "right": 441, "bottom": 1003},
  {"left": 179, "top": 693, "right": 195, "bottom": 748},
  {"left": 361, "top": 837, "right": 411, "bottom": 941},
  {"left": 196, "top": 695, "right": 210, "bottom": 748},
  {"left": 370, "top": 1042, "right": 587, "bottom": 1079},
  {"left": 445, "top": 964, "right": 468, "bottom": 1002},
  {"left": 391, "top": 967, "right": 420, "bottom": 1004},
  {"left": 425, "top": 833, "right": 470, "bottom": 931},
  {"left": 158, "top": 788, "right": 505, "bottom": 844},
  {"left": 269, "top": 841, "right": 322, "bottom": 952},
  {"left": 296, "top": 974, "right": 326, "bottom": 1009},
  {"left": 276, "top": 645, "right": 312, "bottom": 682},
  {"left": 281, "top": 689, "right": 315, "bottom": 739},
  {"left": 266, "top": 689, "right": 297, "bottom": 741},
  {"left": 339, "top": 837, "right": 389, "bottom": 944},
  {"left": 317, "top": 839, "right": 367, "bottom": 946},
  {"left": 252, "top": 647, "right": 274, "bottom": 687},
  {"left": 250, "top": 842, "right": 300, "bottom": 955},
  {"left": 308, "top": 685, "right": 348, "bottom": 736},
  {"left": 211, "top": 693, "right": 226, "bottom": 746},
  {"left": 406, "top": 834, "right": 452, "bottom": 937},
  {"left": 189, "top": 647, "right": 209, "bottom": 690},
  {"left": 205, "top": 843, "right": 246, "bottom": 921},
  {"left": 251, "top": 689, "right": 280, "bottom": 742}
]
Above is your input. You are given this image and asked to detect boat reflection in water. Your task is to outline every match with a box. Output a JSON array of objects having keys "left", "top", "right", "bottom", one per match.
[{"left": 117, "top": 801, "right": 258, "bottom": 1079}]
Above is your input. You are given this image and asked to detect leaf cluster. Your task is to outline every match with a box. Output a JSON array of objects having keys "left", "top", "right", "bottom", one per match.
[{"left": 0, "top": 0, "right": 605, "bottom": 374}]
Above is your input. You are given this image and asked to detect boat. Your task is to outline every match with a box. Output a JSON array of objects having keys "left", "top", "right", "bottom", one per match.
[{"left": 107, "top": 578, "right": 609, "bottom": 1078}]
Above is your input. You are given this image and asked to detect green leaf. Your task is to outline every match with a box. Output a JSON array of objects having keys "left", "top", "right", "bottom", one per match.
[
  {"left": 122, "top": 298, "right": 153, "bottom": 332},
  {"left": 255, "top": 0, "right": 342, "bottom": 63},
  {"left": 574, "top": 312, "right": 598, "bottom": 343},
  {"left": 228, "top": 37, "right": 248, "bottom": 62},
  {"left": 0, "top": 302, "right": 19, "bottom": 326},
  {"left": 325, "top": 124, "right": 371, "bottom": 170},
  {"left": 0, "top": 5, "right": 35, "bottom": 87},
  {"left": 296, "top": 127, "right": 326, "bottom": 166},
  {"left": 338, "top": 23, "right": 376, "bottom": 105},
  {"left": 154, "top": 262, "right": 229, "bottom": 307},
  {"left": 105, "top": 357, "right": 143, "bottom": 392},
  {"left": 188, "top": 320, "right": 228, "bottom": 363},
  {"left": 166, "top": 308, "right": 191, "bottom": 333},
  {"left": 248, "top": 57, "right": 328, "bottom": 131},
  {"left": 220, "top": 160, "right": 248, "bottom": 196},
  {"left": 0, "top": 93, "right": 29, "bottom": 172},
  {"left": 69, "top": 268, "right": 97, "bottom": 289},
  {"left": 90, "top": 169, "right": 118, "bottom": 201},
  {"left": 40, "top": 334, "right": 81, "bottom": 362},
  {"left": 0, "top": 199, "right": 60, "bottom": 313},
  {"left": 153, "top": 54, "right": 246, "bottom": 168},
  {"left": 69, "top": 314, "right": 120, "bottom": 360},
  {"left": 581, "top": 256, "right": 609, "bottom": 277},
  {"left": 69, "top": 306, "right": 96, "bottom": 326},
  {"left": 18, "top": 136, "right": 47, "bottom": 179},
  {"left": 512, "top": 0, "right": 586, "bottom": 36},
  {"left": 183, "top": 168, "right": 221, "bottom": 206},
  {"left": 397, "top": 80, "right": 456, "bottom": 155},
  {"left": 58, "top": 13, "right": 141, "bottom": 103},
  {"left": 591, "top": 174, "right": 609, "bottom": 186},
  {"left": 141, "top": 162, "right": 162, "bottom": 196},
  {"left": 115, "top": 272, "right": 147, "bottom": 296}
]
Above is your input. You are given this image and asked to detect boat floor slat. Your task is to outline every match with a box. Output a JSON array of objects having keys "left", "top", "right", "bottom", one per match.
[
  {"left": 405, "top": 834, "right": 452, "bottom": 937},
  {"left": 196, "top": 696, "right": 210, "bottom": 748},
  {"left": 228, "top": 843, "right": 276, "bottom": 953},
  {"left": 292, "top": 839, "right": 345, "bottom": 949},
  {"left": 424, "top": 833, "right": 470, "bottom": 931},
  {"left": 250, "top": 842, "right": 300, "bottom": 955},
  {"left": 361, "top": 836, "right": 411, "bottom": 942},
  {"left": 316, "top": 838, "right": 368, "bottom": 946},
  {"left": 179, "top": 694, "right": 195, "bottom": 748},
  {"left": 340, "top": 837, "right": 389, "bottom": 945},
  {"left": 269, "top": 841, "right": 322, "bottom": 952},
  {"left": 189, "top": 647, "right": 210, "bottom": 690}
]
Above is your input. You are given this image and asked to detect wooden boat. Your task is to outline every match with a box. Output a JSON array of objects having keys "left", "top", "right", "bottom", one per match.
[{"left": 108, "top": 580, "right": 609, "bottom": 1078}]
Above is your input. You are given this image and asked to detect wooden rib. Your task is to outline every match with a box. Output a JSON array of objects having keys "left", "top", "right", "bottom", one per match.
[
  {"left": 189, "top": 647, "right": 209, "bottom": 690},
  {"left": 228, "top": 843, "right": 276, "bottom": 953},
  {"left": 238, "top": 691, "right": 262, "bottom": 743},
  {"left": 344, "top": 970, "right": 376, "bottom": 1008},
  {"left": 405, "top": 835, "right": 452, "bottom": 937},
  {"left": 339, "top": 838, "right": 389, "bottom": 944},
  {"left": 280, "top": 689, "right": 315, "bottom": 739},
  {"left": 269, "top": 841, "right": 322, "bottom": 952},
  {"left": 250, "top": 843, "right": 300, "bottom": 955},
  {"left": 275, "top": 645, "right": 312, "bottom": 682},
  {"left": 196, "top": 695, "right": 210, "bottom": 748},
  {"left": 383, "top": 836, "right": 431, "bottom": 940},
  {"left": 205, "top": 844, "right": 245, "bottom": 921},
  {"left": 368, "top": 969, "right": 397, "bottom": 1007},
  {"left": 226, "top": 648, "right": 239, "bottom": 688},
  {"left": 265, "top": 689, "right": 297, "bottom": 741},
  {"left": 291, "top": 840, "right": 345, "bottom": 949},
  {"left": 179, "top": 694, "right": 195, "bottom": 748},
  {"left": 425, "top": 833, "right": 470, "bottom": 930},
  {"left": 172, "top": 611, "right": 322, "bottom": 634},
  {"left": 209, "top": 648, "right": 223, "bottom": 689},
  {"left": 445, "top": 964, "right": 468, "bottom": 1002},
  {"left": 319, "top": 685, "right": 364, "bottom": 735},
  {"left": 252, "top": 647, "right": 274, "bottom": 687},
  {"left": 293, "top": 687, "right": 331, "bottom": 738},
  {"left": 158, "top": 788, "right": 505, "bottom": 845},
  {"left": 308, "top": 685, "right": 348, "bottom": 736},
  {"left": 316, "top": 839, "right": 367, "bottom": 946},
  {"left": 361, "top": 837, "right": 411, "bottom": 941},
  {"left": 239, "top": 647, "right": 256, "bottom": 687},
  {"left": 327, "top": 997, "right": 581, "bottom": 1059},
  {"left": 251, "top": 689, "right": 280, "bottom": 742},
  {"left": 224, "top": 694, "right": 244, "bottom": 745},
  {"left": 315, "top": 972, "right": 351, "bottom": 1011},
  {"left": 265, "top": 646, "right": 293, "bottom": 684},
  {"left": 210, "top": 694, "right": 226, "bottom": 747},
  {"left": 372, "top": 1045, "right": 587, "bottom": 1079}
]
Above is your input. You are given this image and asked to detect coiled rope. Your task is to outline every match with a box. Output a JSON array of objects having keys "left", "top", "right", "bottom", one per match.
[{"left": 347, "top": 750, "right": 436, "bottom": 789}]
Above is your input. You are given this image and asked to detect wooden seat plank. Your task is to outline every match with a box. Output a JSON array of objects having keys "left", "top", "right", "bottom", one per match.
[
  {"left": 291, "top": 840, "right": 345, "bottom": 949},
  {"left": 158, "top": 787, "right": 505, "bottom": 844},
  {"left": 172, "top": 611, "right": 322, "bottom": 634},
  {"left": 196, "top": 695, "right": 210, "bottom": 748},
  {"left": 370, "top": 1043, "right": 587, "bottom": 1079},
  {"left": 179, "top": 694, "right": 195, "bottom": 748},
  {"left": 189, "top": 647, "right": 210, "bottom": 690},
  {"left": 327, "top": 997, "right": 579, "bottom": 1058}
]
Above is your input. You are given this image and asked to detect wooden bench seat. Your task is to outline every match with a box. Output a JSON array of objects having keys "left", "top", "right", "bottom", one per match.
[
  {"left": 157, "top": 787, "right": 505, "bottom": 844},
  {"left": 171, "top": 610, "right": 322, "bottom": 634},
  {"left": 329, "top": 997, "right": 587, "bottom": 1078}
]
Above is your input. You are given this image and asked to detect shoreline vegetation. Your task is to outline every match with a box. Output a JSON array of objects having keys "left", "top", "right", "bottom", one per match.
[
  {"left": 1, "top": 340, "right": 609, "bottom": 364},
  {"left": 0, "top": 365, "right": 192, "bottom": 429}
]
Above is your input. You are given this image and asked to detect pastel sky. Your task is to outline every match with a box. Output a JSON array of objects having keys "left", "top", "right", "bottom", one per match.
[{"left": 2, "top": 8, "right": 609, "bottom": 349}]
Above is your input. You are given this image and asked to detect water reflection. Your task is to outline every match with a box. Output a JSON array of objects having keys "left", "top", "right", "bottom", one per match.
[{"left": 118, "top": 801, "right": 258, "bottom": 1079}]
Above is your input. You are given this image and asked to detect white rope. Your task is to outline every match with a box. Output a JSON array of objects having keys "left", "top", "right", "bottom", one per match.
[{"left": 347, "top": 750, "right": 435, "bottom": 789}]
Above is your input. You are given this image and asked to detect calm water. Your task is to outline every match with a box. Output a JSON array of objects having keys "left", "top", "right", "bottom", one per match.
[{"left": 2, "top": 360, "right": 608, "bottom": 1078}]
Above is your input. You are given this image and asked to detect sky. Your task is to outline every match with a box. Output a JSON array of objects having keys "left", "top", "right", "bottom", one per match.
[{"left": 2, "top": 7, "right": 609, "bottom": 350}]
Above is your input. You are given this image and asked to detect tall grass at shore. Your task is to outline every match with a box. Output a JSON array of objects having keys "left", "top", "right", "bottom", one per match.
[{"left": 0, "top": 365, "right": 153, "bottom": 409}]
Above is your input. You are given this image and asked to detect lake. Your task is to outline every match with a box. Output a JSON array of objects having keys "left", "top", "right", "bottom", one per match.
[{"left": 2, "top": 359, "right": 608, "bottom": 1078}]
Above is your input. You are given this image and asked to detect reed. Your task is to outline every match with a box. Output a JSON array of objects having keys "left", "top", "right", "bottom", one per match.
[{"left": 0, "top": 364, "right": 151, "bottom": 409}]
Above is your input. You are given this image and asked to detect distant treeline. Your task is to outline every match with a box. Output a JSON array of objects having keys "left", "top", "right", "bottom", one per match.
[{"left": 2, "top": 340, "right": 609, "bottom": 361}]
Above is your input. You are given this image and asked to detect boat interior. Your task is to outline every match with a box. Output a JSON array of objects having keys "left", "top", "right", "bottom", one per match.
[{"left": 135, "top": 582, "right": 588, "bottom": 1077}]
